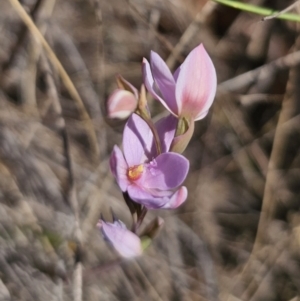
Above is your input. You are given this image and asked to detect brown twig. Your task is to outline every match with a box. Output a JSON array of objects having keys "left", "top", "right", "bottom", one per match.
[
  {"left": 262, "top": 0, "right": 300, "bottom": 21},
  {"left": 226, "top": 34, "right": 300, "bottom": 301},
  {"left": 124, "top": 0, "right": 176, "bottom": 54},
  {"left": 2, "top": 0, "right": 43, "bottom": 72},
  {"left": 40, "top": 52, "right": 82, "bottom": 301},
  {"left": 219, "top": 48, "right": 300, "bottom": 92},
  {"left": 252, "top": 37, "right": 300, "bottom": 252},
  {"left": 7, "top": 0, "right": 99, "bottom": 159},
  {"left": 166, "top": 1, "right": 217, "bottom": 70}
]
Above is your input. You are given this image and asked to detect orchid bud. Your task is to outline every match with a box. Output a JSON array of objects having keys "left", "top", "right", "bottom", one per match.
[
  {"left": 97, "top": 218, "right": 142, "bottom": 258},
  {"left": 106, "top": 89, "right": 138, "bottom": 119},
  {"left": 106, "top": 75, "right": 139, "bottom": 120}
]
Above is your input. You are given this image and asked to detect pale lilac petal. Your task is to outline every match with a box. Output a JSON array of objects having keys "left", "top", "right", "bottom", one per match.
[
  {"left": 175, "top": 44, "right": 217, "bottom": 120},
  {"left": 127, "top": 184, "right": 187, "bottom": 209},
  {"left": 107, "top": 89, "right": 137, "bottom": 119},
  {"left": 127, "top": 184, "right": 174, "bottom": 209},
  {"left": 150, "top": 51, "right": 178, "bottom": 114},
  {"left": 155, "top": 114, "right": 177, "bottom": 153},
  {"left": 123, "top": 114, "right": 154, "bottom": 166},
  {"left": 142, "top": 58, "right": 178, "bottom": 117},
  {"left": 110, "top": 145, "right": 130, "bottom": 192},
  {"left": 173, "top": 65, "right": 180, "bottom": 82},
  {"left": 160, "top": 186, "right": 187, "bottom": 209},
  {"left": 98, "top": 220, "right": 142, "bottom": 258},
  {"left": 142, "top": 153, "right": 189, "bottom": 190}
]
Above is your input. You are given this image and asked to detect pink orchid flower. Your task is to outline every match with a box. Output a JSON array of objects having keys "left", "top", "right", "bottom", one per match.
[
  {"left": 110, "top": 113, "right": 189, "bottom": 209},
  {"left": 142, "top": 44, "right": 217, "bottom": 122},
  {"left": 97, "top": 219, "right": 142, "bottom": 258}
]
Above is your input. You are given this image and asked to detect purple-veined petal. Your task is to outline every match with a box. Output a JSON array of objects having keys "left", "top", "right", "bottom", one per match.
[
  {"left": 127, "top": 184, "right": 187, "bottom": 209},
  {"left": 143, "top": 58, "right": 178, "bottom": 117},
  {"left": 175, "top": 44, "right": 217, "bottom": 121},
  {"left": 110, "top": 145, "right": 130, "bottom": 192},
  {"left": 107, "top": 89, "right": 137, "bottom": 119},
  {"left": 141, "top": 153, "right": 189, "bottom": 190},
  {"left": 155, "top": 114, "right": 177, "bottom": 153},
  {"left": 127, "top": 184, "right": 174, "bottom": 209},
  {"left": 123, "top": 114, "right": 154, "bottom": 166},
  {"left": 149, "top": 51, "right": 178, "bottom": 114},
  {"left": 160, "top": 186, "right": 188, "bottom": 209},
  {"left": 98, "top": 220, "right": 142, "bottom": 258}
]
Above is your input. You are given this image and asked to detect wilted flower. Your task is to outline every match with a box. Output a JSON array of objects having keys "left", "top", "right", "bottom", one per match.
[
  {"left": 142, "top": 44, "right": 217, "bottom": 122},
  {"left": 110, "top": 113, "right": 189, "bottom": 209},
  {"left": 97, "top": 218, "right": 142, "bottom": 258},
  {"left": 106, "top": 75, "right": 138, "bottom": 119}
]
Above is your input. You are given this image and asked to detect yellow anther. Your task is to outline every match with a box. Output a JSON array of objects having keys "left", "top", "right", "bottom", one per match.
[{"left": 127, "top": 164, "right": 144, "bottom": 181}]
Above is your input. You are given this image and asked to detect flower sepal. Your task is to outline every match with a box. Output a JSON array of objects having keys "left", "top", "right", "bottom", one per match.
[
  {"left": 139, "top": 217, "right": 164, "bottom": 239},
  {"left": 171, "top": 118, "right": 195, "bottom": 153}
]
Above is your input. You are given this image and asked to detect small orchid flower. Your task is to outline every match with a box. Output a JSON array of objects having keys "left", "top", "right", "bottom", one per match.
[
  {"left": 110, "top": 113, "right": 189, "bottom": 209},
  {"left": 106, "top": 75, "right": 138, "bottom": 119},
  {"left": 97, "top": 218, "right": 142, "bottom": 258},
  {"left": 142, "top": 44, "right": 216, "bottom": 122}
]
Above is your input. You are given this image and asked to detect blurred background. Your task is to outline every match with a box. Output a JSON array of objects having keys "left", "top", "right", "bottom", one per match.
[{"left": 0, "top": 0, "right": 300, "bottom": 300}]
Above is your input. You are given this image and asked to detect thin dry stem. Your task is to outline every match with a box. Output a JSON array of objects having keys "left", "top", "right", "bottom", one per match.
[
  {"left": 7, "top": 0, "right": 99, "bottom": 158},
  {"left": 166, "top": 1, "right": 217, "bottom": 69},
  {"left": 219, "top": 48, "right": 300, "bottom": 91}
]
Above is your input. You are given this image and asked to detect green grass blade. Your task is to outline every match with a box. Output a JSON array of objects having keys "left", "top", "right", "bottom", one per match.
[{"left": 213, "top": 0, "right": 300, "bottom": 22}]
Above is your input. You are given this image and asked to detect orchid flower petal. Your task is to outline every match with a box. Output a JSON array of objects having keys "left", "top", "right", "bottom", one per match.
[
  {"left": 110, "top": 145, "right": 130, "bottom": 192},
  {"left": 123, "top": 114, "right": 154, "bottom": 166},
  {"left": 149, "top": 51, "right": 178, "bottom": 114},
  {"left": 127, "top": 184, "right": 187, "bottom": 209},
  {"left": 175, "top": 44, "right": 217, "bottom": 120},
  {"left": 161, "top": 186, "right": 188, "bottom": 209},
  {"left": 98, "top": 220, "right": 142, "bottom": 258},
  {"left": 142, "top": 58, "right": 178, "bottom": 117},
  {"left": 127, "top": 184, "right": 173, "bottom": 209},
  {"left": 142, "top": 153, "right": 189, "bottom": 190},
  {"left": 155, "top": 114, "right": 177, "bottom": 153}
]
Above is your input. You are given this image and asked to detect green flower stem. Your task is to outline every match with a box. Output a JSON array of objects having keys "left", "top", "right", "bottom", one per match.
[{"left": 212, "top": 0, "right": 300, "bottom": 22}]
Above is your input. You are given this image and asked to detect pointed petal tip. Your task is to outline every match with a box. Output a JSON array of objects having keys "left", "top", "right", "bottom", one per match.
[
  {"left": 175, "top": 42, "right": 217, "bottom": 121},
  {"left": 150, "top": 50, "right": 157, "bottom": 58},
  {"left": 96, "top": 220, "right": 102, "bottom": 228},
  {"left": 163, "top": 186, "right": 188, "bottom": 209}
]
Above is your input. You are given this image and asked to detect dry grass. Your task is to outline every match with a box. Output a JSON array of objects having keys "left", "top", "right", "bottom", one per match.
[{"left": 0, "top": 0, "right": 300, "bottom": 300}]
